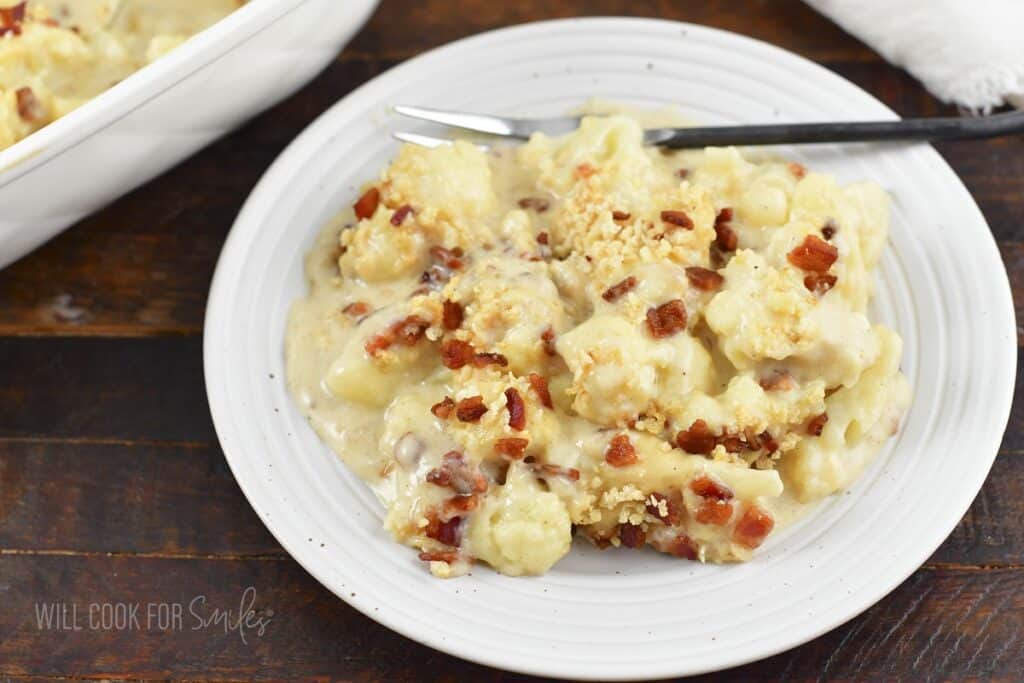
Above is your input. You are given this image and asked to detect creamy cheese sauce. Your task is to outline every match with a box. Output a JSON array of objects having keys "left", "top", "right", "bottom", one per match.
[{"left": 286, "top": 111, "right": 910, "bottom": 577}]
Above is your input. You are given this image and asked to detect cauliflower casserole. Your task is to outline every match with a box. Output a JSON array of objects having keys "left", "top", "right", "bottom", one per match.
[
  {"left": 286, "top": 113, "right": 910, "bottom": 578},
  {"left": 0, "top": 0, "right": 245, "bottom": 151}
]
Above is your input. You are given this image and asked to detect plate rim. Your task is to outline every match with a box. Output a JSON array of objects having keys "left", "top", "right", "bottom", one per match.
[{"left": 204, "top": 16, "right": 1017, "bottom": 679}]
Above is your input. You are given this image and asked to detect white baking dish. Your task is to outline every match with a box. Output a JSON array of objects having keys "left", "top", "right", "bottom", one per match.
[{"left": 0, "top": 0, "right": 379, "bottom": 270}]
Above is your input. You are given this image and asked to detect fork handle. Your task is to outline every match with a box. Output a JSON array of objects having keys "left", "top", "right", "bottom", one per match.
[{"left": 647, "top": 110, "right": 1024, "bottom": 148}]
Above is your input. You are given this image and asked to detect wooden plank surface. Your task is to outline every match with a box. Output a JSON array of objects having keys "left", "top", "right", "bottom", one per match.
[
  {"left": 0, "top": 337, "right": 213, "bottom": 443},
  {"left": 0, "top": 556, "right": 1019, "bottom": 681},
  {"left": 0, "top": 0, "right": 1020, "bottom": 680},
  {"left": 0, "top": 441, "right": 279, "bottom": 556}
]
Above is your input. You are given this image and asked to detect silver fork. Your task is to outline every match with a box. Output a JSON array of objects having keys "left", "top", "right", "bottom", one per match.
[{"left": 394, "top": 104, "right": 1024, "bottom": 148}]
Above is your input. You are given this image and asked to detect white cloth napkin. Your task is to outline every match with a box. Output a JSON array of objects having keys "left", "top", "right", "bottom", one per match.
[{"left": 805, "top": 0, "right": 1024, "bottom": 111}]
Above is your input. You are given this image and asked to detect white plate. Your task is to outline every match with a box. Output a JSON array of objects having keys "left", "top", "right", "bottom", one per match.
[
  {"left": 0, "top": 0, "right": 378, "bottom": 270},
  {"left": 204, "top": 18, "right": 1016, "bottom": 679}
]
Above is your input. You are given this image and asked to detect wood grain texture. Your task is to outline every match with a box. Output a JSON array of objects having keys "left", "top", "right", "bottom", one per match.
[
  {"left": 0, "top": 337, "right": 213, "bottom": 443},
  {"left": 0, "top": 442, "right": 278, "bottom": 556},
  {"left": 0, "top": 555, "right": 1019, "bottom": 681},
  {"left": 347, "top": 0, "right": 881, "bottom": 63}
]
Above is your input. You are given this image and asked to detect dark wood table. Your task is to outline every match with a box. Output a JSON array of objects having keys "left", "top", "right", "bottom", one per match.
[{"left": 1, "top": 1, "right": 1021, "bottom": 680}]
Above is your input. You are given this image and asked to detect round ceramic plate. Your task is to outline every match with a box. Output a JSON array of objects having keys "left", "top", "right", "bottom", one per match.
[{"left": 204, "top": 18, "right": 1015, "bottom": 679}]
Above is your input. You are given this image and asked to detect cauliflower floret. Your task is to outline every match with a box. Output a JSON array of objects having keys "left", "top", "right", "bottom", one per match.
[
  {"left": 467, "top": 464, "right": 572, "bottom": 575},
  {"left": 382, "top": 140, "right": 497, "bottom": 245},
  {"left": 445, "top": 256, "right": 571, "bottom": 374},
  {"left": 705, "top": 249, "right": 816, "bottom": 364},
  {"left": 779, "top": 327, "right": 909, "bottom": 501},
  {"left": 705, "top": 249, "right": 879, "bottom": 387},
  {"left": 518, "top": 114, "right": 662, "bottom": 198},
  {"left": 670, "top": 374, "right": 826, "bottom": 445},
  {"left": 340, "top": 207, "right": 427, "bottom": 283},
  {"left": 324, "top": 308, "right": 434, "bottom": 407},
  {"left": 737, "top": 164, "right": 796, "bottom": 228},
  {"left": 558, "top": 314, "right": 713, "bottom": 425}
]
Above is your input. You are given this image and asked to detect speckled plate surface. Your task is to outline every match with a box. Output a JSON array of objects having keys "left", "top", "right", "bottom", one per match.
[{"left": 204, "top": 18, "right": 1015, "bottom": 679}]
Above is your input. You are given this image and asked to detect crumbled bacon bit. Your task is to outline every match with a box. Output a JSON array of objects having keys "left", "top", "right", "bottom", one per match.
[
  {"left": 472, "top": 352, "right": 509, "bottom": 368},
  {"left": 666, "top": 534, "right": 698, "bottom": 560},
  {"left": 418, "top": 550, "right": 460, "bottom": 563},
  {"left": 431, "top": 396, "right": 455, "bottom": 419},
  {"left": 605, "top": 434, "right": 638, "bottom": 467},
  {"left": 677, "top": 168, "right": 690, "bottom": 179},
  {"left": 612, "top": 210, "right": 631, "bottom": 221},
  {"left": 714, "top": 208, "right": 738, "bottom": 252},
  {"left": 540, "top": 326, "right": 557, "bottom": 356},
  {"left": 426, "top": 451, "right": 488, "bottom": 495},
  {"left": 518, "top": 197, "right": 550, "bottom": 212},
  {"left": 691, "top": 475, "right": 734, "bottom": 501},
  {"left": 788, "top": 162, "right": 807, "bottom": 179},
  {"left": 425, "top": 514, "right": 462, "bottom": 546},
  {"left": 353, "top": 187, "right": 380, "bottom": 220},
  {"left": 660, "top": 210, "right": 694, "bottom": 230},
  {"left": 505, "top": 387, "right": 526, "bottom": 430},
  {"left": 528, "top": 372, "right": 553, "bottom": 409},
  {"left": 440, "top": 339, "right": 475, "bottom": 369},
  {"left": 575, "top": 162, "right": 595, "bottom": 179},
  {"left": 442, "top": 300, "right": 464, "bottom": 330},
  {"left": 531, "top": 463, "right": 581, "bottom": 481},
  {"left": 714, "top": 221, "right": 738, "bottom": 252},
  {"left": 759, "top": 431, "right": 779, "bottom": 454},
  {"left": 743, "top": 428, "right": 763, "bottom": 451},
  {"left": 342, "top": 301, "right": 370, "bottom": 317},
  {"left": 429, "top": 245, "right": 464, "bottom": 270},
  {"left": 443, "top": 495, "right": 479, "bottom": 516},
  {"left": 720, "top": 436, "right": 745, "bottom": 453},
  {"left": 425, "top": 469, "right": 450, "bottom": 487},
  {"left": 393, "top": 316, "right": 430, "bottom": 345},
  {"left": 787, "top": 235, "right": 838, "bottom": 272},
  {"left": 804, "top": 273, "right": 838, "bottom": 295},
  {"left": 456, "top": 396, "right": 488, "bottom": 422},
  {"left": 363, "top": 315, "right": 429, "bottom": 356},
  {"left": 494, "top": 437, "right": 529, "bottom": 459},
  {"left": 821, "top": 219, "right": 837, "bottom": 240},
  {"left": 15, "top": 87, "right": 43, "bottom": 122},
  {"left": 685, "top": 266, "right": 724, "bottom": 291},
  {"left": 0, "top": 1, "right": 26, "bottom": 35},
  {"left": 734, "top": 505, "right": 775, "bottom": 549},
  {"left": 390, "top": 204, "right": 413, "bottom": 226},
  {"left": 646, "top": 300, "right": 688, "bottom": 338},
  {"left": 759, "top": 371, "right": 795, "bottom": 392},
  {"left": 536, "top": 231, "right": 549, "bottom": 245},
  {"left": 618, "top": 523, "right": 646, "bottom": 548},
  {"left": 696, "top": 500, "right": 734, "bottom": 525},
  {"left": 363, "top": 334, "right": 390, "bottom": 357},
  {"left": 646, "top": 492, "right": 682, "bottom": 526},
  {"left": 676, "top": 419, "right": 716, "bottom": 454},
  {"left": 3, "top": 1, "right": 25, "bottom": 21},
  {"left": 602, "top": 276, "right": 637, "bottom": 302},
  {"left": 807, "top": 412, "right": 829, "bottom": 436}
]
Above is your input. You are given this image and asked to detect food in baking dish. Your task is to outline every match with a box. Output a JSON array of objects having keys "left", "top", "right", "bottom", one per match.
[
  {"left": 0, "top": 0, "right": 245, "bottom": 151},
  {"left": 286, "top": 112, "right": 910, "bottom": 577}
]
